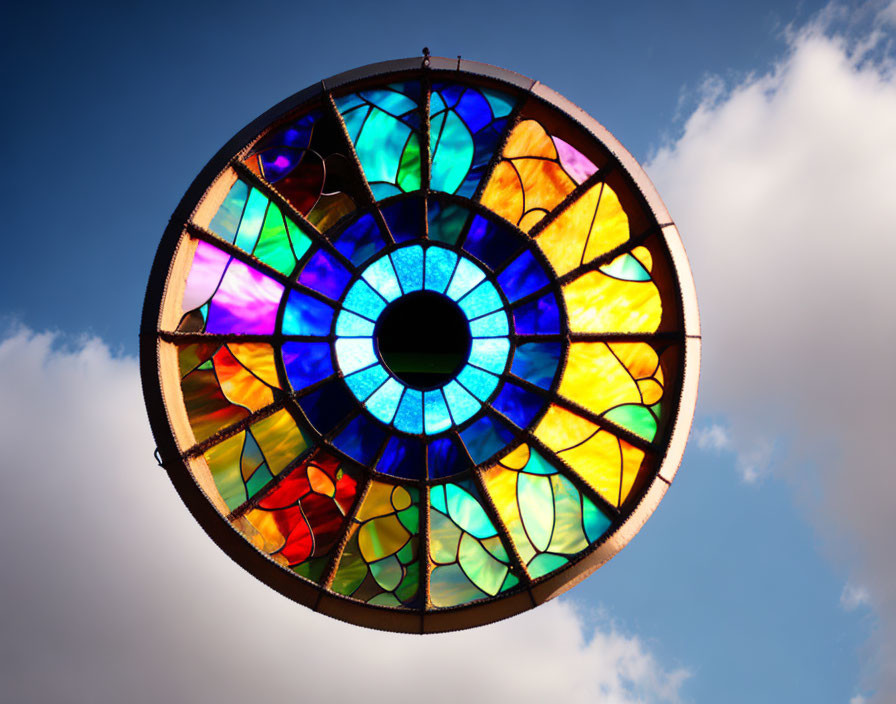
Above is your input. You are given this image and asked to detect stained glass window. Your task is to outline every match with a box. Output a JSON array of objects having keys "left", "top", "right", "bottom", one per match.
[{"left": 141, "top": 56, "right": 700, "bottom": 633}]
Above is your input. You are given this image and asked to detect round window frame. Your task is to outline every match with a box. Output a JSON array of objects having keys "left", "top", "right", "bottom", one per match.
[{"left": 140, "top": 56, "right": 701, "bottom": 633}]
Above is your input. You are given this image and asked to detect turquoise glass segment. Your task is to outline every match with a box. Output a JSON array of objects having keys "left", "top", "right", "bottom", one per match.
[
  {"left": 335, "top": 310, "right": 376, "bottom": 336},
  {"left": 442, "top": 380, "right": 481, "bottom": 425},
  {"left": 361, "top": 256, "right": 402, "bottom": 302},
  {"left": 208, "top": 179, "right": 248, "bottom": 241},
  {"left": 342, "top": 279, "right": 387, "bottom": 320},
  {"left": 393, "top": 388, "right": 423, "bottom": 434},
  {"left": 281, "top": 290, "right": 334, "bottom": 336},
  {"left": 424, "top": 247, "right": 459, "bottom": 293},
  {"left": 234, "top": 187, "right": 268, "bottom": 252},
  {"left": 600, "top": 253, "right": 651, "bottom": 281},
  {"left": 335, "top": 338, "right": 377, "bottom": 375},
  {"left": 344, "top": 364, "right": 388, "bottom": 402},
  {"left": 390, "top": 245, "right": 424, "bottom": 293},
  {"left": 469, "top": 310, "right": 509, "bottom": 337},
  {"left": 457, "top": 365, "right": 500, "bottom": 401},
  {"left": 423, "top": 391, "right": 453, "bottom": 434},
  {"left": 446, "top": 258, "right": 486, "bottom": 300},
  {"left": 457, "top": 281, "right": 502, "bottom": 319},
  {"left": 365, "top": 377, "right": 404, "bottom": 424},
  {"left": 468, "top": 338, "right": 510, "bottom": 374}
]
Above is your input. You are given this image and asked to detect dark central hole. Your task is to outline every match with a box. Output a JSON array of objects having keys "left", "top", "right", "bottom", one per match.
[{"left": 375, "top": 291, "right": 471, "bottom": 389}]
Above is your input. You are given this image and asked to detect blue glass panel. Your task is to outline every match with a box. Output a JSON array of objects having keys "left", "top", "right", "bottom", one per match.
[
  {"left": 331, "top": 213, "right": 387, "bottom": 266},
  {"left": 497, "top": 250, "right": 551, "bottom": 302},
  {"left": 456, "top": 365, "right": 500, "bottom": 401},
  {"left": 442, "top": 380, "right": 481, "bottom": 425},
  {"left": 282, "top": 342, "right": 333, "bottom": 391},
  {"left": 491, "top": 382, "right": 546, "bottom": 429},
  {"left": 424, "top": 247, "right": 458, "bottom": 293},
  {"left": 510, "top": 343, "right": 563, "bottom": 389},
  {"left": 334, "top": 338, "right": 377, "bottom": 375},
  {"left": 423, "top": 390, "right": 452, "bottom": 434},
  {"left": 427, "top": 436, "right": 472, "bottom": 479},
  {"left": 468, "top": 310, "right": 509, "bottom": 337},
  {"left": 282, "top": 291, "right": 335, "bottom": 336},
  {"left": 468, "top": 338, "right": 511, "bottom": 374},
  {"left": 393, "top": 388, "right": 423, "bottom": 434},
  {"left": 453, "top": 88, "right": 492, "bottom": 133},
  {"left": 298, "top": 249, "right": 352, "bottom": 299},
  {"left": 457, "top": 281, "right": 502, "bottom": 319},
  {"left": 361, "top": 255, "right": 402, "bottom": 302},
  {"left": 462, "top": 215, "right": 520, "bottom": 271},
  {"left": 332, "top": 414, "right": 387, "bottom": 465},
  {"left": 297, "top": 379, "right": 355, "bottom": 435},
  {"left": 381, "top": 197, "right": 424, "bottom": 243},
  {"left": 427, "top": 199, "right": 469, "bottom": 245},
  {"left": 445, "top": 258, "right": 485, "bottom": 300},
  {"left": 512, "top": 293, "right": 561, "bottom": 335},
  {"left": 344, "top": 364, "right": 388, "bottom": 402},
  {"left": 234, "top": 188, "right": 268, "bottom": 252},
  {"left": 390, "top": 245, "right": 424, "bottom": 293},
  {"left": 335, "top": 310, "right": 376, "bottom": 336},
  {"left": 376, "top": 436, "right": 425, "bottom": 480},
  {"left": 459, "top": 415, "right": 515, "bottom": 465},
  {"left": 209, "top": 179, "right": 248, "bottom": 242},
  {"left": 342, "top": 279, "right": 387, "bottom": 320},
  {"left": 365, "top": 377, "right": 404, "bottom": 424}
]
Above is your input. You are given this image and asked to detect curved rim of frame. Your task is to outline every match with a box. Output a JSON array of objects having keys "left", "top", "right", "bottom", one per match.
[{"left": 139, "top": 55, "right": 701, "bottom": 634}]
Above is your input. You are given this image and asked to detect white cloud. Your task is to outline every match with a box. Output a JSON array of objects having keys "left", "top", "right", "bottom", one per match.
[
  {"left": 0, "top": 327, "right": 688, "bottom": 704},
  {"left": 694, "top": 423, "right": 730, "bottom": 452},
  {"left": 842, "top": 582, "right": 873, "bottom": 612},
  {"left": 647, "top": 7, "right": 896, "bottom": 700}
]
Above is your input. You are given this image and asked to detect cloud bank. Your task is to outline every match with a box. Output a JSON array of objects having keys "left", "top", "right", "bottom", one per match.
[
  {"left": 647, "top": 6, "right": 896, "bottom": 699},
  {"left": 0, "top": 328, "right": 687, "bottom": 704}
]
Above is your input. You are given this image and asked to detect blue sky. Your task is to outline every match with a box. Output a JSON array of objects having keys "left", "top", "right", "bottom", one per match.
[{"left": 2, "top": 2, "right": 894, "bottom": 703}]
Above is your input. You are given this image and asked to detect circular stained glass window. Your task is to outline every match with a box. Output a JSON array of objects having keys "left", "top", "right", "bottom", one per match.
[{"left": 141, "top": 57, "right": 700, "bottom": 632}]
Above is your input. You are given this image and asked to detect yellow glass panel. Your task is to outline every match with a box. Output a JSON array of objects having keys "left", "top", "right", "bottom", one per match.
[
  {"left": 503, "top": 119, "right": 557, "bottom": 159},
  {"left": 534, "top": 405, "right": 597, "bottom": 452},
  {"left": 479, "top": 160, "right": 524, "bottom": 225},
  {"left": 203, "top": 433, "right": 245, "bottom": 508},
  {"left": 356, "top": 481, "right": 394, "bottom": 521},
  {"left": 481, "top": 463, "right": 535, "bottom": 563},
  {"left": 631, "top": 245, "right": 652, "bottom": 272},
  {"left": 252, "top": 409, "right": 308, "bottom": 474},
  {"left": 608, "top": 342, "right": 660, "bottom": 381},
  {"left": 536, "top": 182, "right": 629, "bottom": 276},
  {"left": 558, "top": 343, "right": 641, "bottom": 416},
  {"left": 358, "top": 514, "right": 409, "bottom": 561},
  {"left": 563, "top": 271, "right": 661, "bottom": 333},
  {"left": 501, "top": 443, "right": 531, "bottom": 470},
  {"left": 228, "top": 343, "right": 280, "bottom": 387},
  {"left": 391, "top": 485, "right": 412, "bottom": 511},
  {"left": 215, "top": 346, "right": 274, "bottom": 412},
  {"left": 308, "top": 464, "right": 336, "bottom": 497},
  {"left": 638, "top": 378, "right": 664, "bottom": 405},
  {"left": 241, "top": 509, "right": 287, "bottom": 551}
]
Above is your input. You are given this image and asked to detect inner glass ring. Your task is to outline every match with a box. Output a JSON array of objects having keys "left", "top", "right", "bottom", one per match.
[{"left": 375, "top": 291, "right": 471, "bottom": 389}]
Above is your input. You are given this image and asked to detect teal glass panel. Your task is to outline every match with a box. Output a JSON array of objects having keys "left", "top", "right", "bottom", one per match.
[
  {"left": 393, "top": 388, "right": 423, "bottom": 434},
  {"left": 335, "top": 338, "right": 377, "bottom": 375},
  {"left": 342, "top": 279, "right": 387, "bottom": 320},
  {"left": 430, "top": 110, "right": 474, "bottom": 194},
  {"left": 468, "top": 310, "right": 509, "bottom": 337},
  {"left": 583, "top": 498, "right": 612, "bottom": 542},
  {"left": 423, "top": 390, "right": 452, "bottom": 435},
  {"left": 427, "top": 199, "right": 469, "bottom": 245},
  {"left": 457, "top": 281, "right": 502, "bottom": 319},
  {"left": 370, "top": 183, "right": 402, "bottom": 200},
  {"left": 600, "top": 253, "right": 651, "bottom": 282},
  {"left": 424, "top": 247, "right": 459, "bottom": 293},
  {"left": 445, "top": 258, "right": 486, "bottom": 301},
  {"left": 361, "top": 88, "right": 418, "bottom": 115},
  {"left": 442, "top": 380, "right": 481, "bottom": 425},
  {"left": 344, "top": 364, "right": 388, "bottom": 402},
  {"left": 335, "top": 310, "right": 376, "bottom": 336},
  {"left": 518, "top": 473, "right": 553, "bottom": 551},
  {"left": 365, "top": 377, "right": 404, "bottom": 424},
  {"left": 468, "top": 338, "right": 510, "bottom": 374},
  {"left": 445, "top": 483, "right": 497, "bottom": 539},
  {"left": 482, "top": 88, "right": 514, "bottom": 118},
  {"left": 510, "top": 343, "right": 563, "bottom": 389},
  {"left": 208, "top": 179, "right": 248, "bottom": 241},
  {"left": 390, "top": 245, "right": 424, "bottom": 293},
  {"left": 234, "top": 188, "right": 268, "bottom": 252},
  {"left": 356, "top": 109, "right": 410, "bottom": 185},
  {"left": 361, "top": 255, "right": 402, "bottom": 302},
  {"left": 456, "top": 365, "right": 500, "bottom": 401}
]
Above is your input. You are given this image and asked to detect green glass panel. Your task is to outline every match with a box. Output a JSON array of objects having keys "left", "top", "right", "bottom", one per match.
[
  {"left": 517, "top": 472, "right": 553, "bottom": 552},
  {"left": 458, "top": 532, "right": 508, "bottom": 596},
  {"left": 604, "top": 404, "right": 658, "bottom": 441},
  {"left": 234, "top": 187, "right": 268, "bottom": 252}
]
